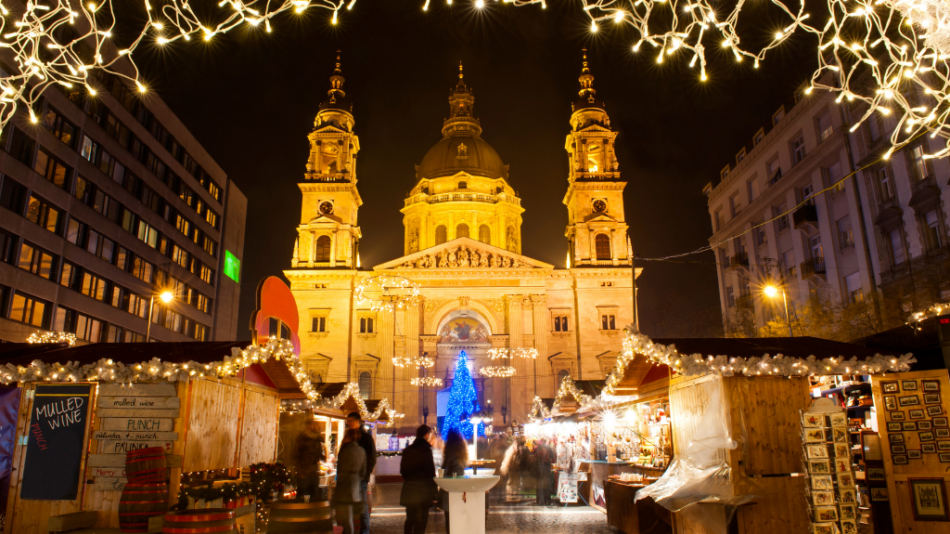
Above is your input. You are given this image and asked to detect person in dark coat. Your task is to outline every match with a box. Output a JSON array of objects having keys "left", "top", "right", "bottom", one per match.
[
  {"left": 400, "top": 425, "right": 438, "bottom": 534},
  {"left": 535, "top": 440, "right": 556, "bottom": 505},
  {"left": 293, "top": 418, "right": 325, "bottom": 501},
  {"left": 333, "top": 428, "right": 367, "bottom": 534},
  {"left": 346, "top": 412, "right": 377, "bottom": 534},
  {"left": 440, "top": 430, "right": 470, "bottom": 534}
]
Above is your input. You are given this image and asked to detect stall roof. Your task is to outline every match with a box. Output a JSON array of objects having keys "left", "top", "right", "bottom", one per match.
[
  {"left": 851, "top": 319, "right": 944, "bottom": 370},
  {"left": 0, "top": 341, "right": 246, "bottom": 367},
  {"left": 649, "top": 337, "right": 900, "bottom": 359}
]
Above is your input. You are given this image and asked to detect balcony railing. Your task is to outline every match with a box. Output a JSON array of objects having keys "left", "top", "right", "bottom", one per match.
[
  {"left": 729, "top": 252, "right": 749, "bottom": 271},
  {"left": 792, "top": 205, "right": 819, "bottom": 229},
  {"left": 927, "top": 246, "right": 950, "bottom": 264},
  {"left": 404, "top": 192, "right": 522, "bottom": 208},
  {"left": 800, "top": 257, "right": 826, "bottom": 279}
]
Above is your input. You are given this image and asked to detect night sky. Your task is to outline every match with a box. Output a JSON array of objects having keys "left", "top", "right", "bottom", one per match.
[{"left": 130, "top": 0, "right": 818, "bottom": 340}]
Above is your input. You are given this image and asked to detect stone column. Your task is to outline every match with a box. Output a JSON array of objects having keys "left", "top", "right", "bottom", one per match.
[
  {"left": 505, "top": 295, "right": 526, "bottom": 425},
  {"left": 530, "top": 295, "right": 549, "bottom": 400},
  {"left": 403, "top": 300, "right": 422, "bottom": 430},
  {"left": 378, "top": 308, "right": 395, "bottom": 412},
  {"left": 308, "top": 232, "right": 315, "bottom": 267},
  {"left": 329, "top": 232, "right": 337, "bottom": 268},
  {"left": 488, "top": 334, "right": 509, "bottom": 428}
]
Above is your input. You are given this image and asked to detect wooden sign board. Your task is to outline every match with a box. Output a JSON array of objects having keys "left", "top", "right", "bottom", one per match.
[
  {"left": 100, "top": 418, "right": 175, "bottom": 432},
  {"left": 93, "top": 477, "right": 127, "bottom": 492},
  {"left": 88, "top": 466, "right": 126, "bottom": 478},
  {"left": 97, "top": 384, "right": 176, "bottom": 397},
  {"left": 86, "top": 454, "right": 181, "bottom": 468},
  {"left": 97, "top": 396, "right": 180, "bottom": 409},
  {"left": 93, "top": 431, "right": 178, "bottom": 441},
  {"left": 98, "top": 440, "right": 174, "bottom": 455},
  {"left": 97, "top": 408, "right": 179, "bottom": 419}
]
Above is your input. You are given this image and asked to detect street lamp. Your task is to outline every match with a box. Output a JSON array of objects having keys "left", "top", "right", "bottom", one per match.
[
  {"left": 145, "top": 290, "right": 175, "bottom": 342},
  {"left": 762, "top": 283, "right": 793, "bottom": 337}
]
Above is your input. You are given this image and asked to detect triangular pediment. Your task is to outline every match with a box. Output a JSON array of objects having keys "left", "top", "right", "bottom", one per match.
[
  {"left": 313, "top": 124, "right": 347, "bottom": 135},
  {"left": 579, "top": 124, "right": 613, "bottom": 133},
  {"left": 306, "top": 213, "right": 343, "bottom": 225},
  {"left": 584, "top": 212, "right": 619, "bottom": 224},
  {"left": 375, "top": 237, "right": 554, "bottom": 270}
]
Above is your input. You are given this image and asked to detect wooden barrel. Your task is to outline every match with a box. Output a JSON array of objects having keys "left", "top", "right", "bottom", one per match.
[
  {"left": 269, "top": 501, "right": 333, "bottom": 534},
  {"left": 162, "top": 509, "right": 237, "bottom": 533},
  {"left": 119, "top": 482, "right": 168, "bottom": 533},
  {"left": 126, "top": 447, "right": 167, "bottom": 482}
]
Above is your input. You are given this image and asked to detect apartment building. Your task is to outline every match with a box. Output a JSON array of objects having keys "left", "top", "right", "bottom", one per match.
[
  {"left": 0, "top": 69, "right": 247, "bottom": 343},
  {"left": 704, "top": 77, "right": 950, "bottom": 335}
]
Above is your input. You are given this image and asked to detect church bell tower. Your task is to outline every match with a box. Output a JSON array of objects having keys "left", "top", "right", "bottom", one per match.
[
  {"left": 563, "top": 50, "right": 631, "bottom": 267},
  {"left": 292, "top": 51, "right": 363, "bottom": 269}
]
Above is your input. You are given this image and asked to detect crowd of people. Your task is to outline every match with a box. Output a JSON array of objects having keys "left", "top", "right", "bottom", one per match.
[{"left": 294, "top": 416, "right": 587, "bottom": 534}]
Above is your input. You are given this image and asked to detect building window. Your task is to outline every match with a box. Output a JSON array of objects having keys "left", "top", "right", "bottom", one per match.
[
  {"left": 311, "top": 316, "right": 327, "bottom": 333},
  {"left": 817, "top": 113, "right": 833, "bottom": 141},
  {"left": 878, "top": 168, "right": 893, "bottom": 201},
  {"left": 18, "top": 242, "right": 55, "bottom": 280},
  {"left": 595, "top": 234, "right": 611, "bottom": 260},
  {"left": 826, "top": 162, "right": 844, "bottom": 194},
  {"left": 25, "top": 194, "right": 61, "bottom": 234},
  {"left": 587, "top": 144, "right": 603, "bottom": 172},
  {"left": 773, "top": 107, "right": 785, "bottom": 125},
  {"left": 553, "top": 315, "right": 569, "bottom": 332},
  {"left": 360, "top": 317, "right": 374, "bottom": 333},
  {"left": 756, "top": 226, "right": 767, "bottom": 247},
  {"left": 720, "top": 165, "right": 730, "bottom": 180},
  {"left": 747, "top": 179, "right": 757, "bottom": 203},
  {"left": 601, "top": 313, "right": 617, "bottom": 330},
  {"left": 714, "top": 208, "right": 724, "bottom": 232},
  {"left": 457, "top": 223, "right": 469, "bottom": 239},
  {"left": 909, "top": 144, "right": 929, "bottom": 181},
  {"left": 924, "top": 210, "right": 943, "bottom": 251},
  {"left": 479, "top": 225, "right": 490, "bottom": 244},
  {"left": 791, "top": 136, "right": 806, "bottom": 164},
  {"left": 867, "top": 114, "right": 884, "bottom": 142},
  {"left": 845, "top": 272, "right": 863, "bottom": 304},
  {"left": 359, "top": 372, "right": 372, "bottom": 400},
  {"left": 726, "top": 286, "right": 736, "bottom": 308},
  {"left": 0, "top": 176, "right": 27, "bottom": 214},
  {"left": 316, "top": 235, "right": 331, "bottom": 262},
  {"left": 729, "top": 193, "right": 741, "bottom": 217},
  {"left": 784, "top": 250, "right": 797, "bottom": 277},
  {"left": 41, "top": 107, "right": 76, "bottom": 148},
  {"left": 837, "top": 217, "right": 854, "bottom": 249},
  {"left": 81, "top": 271, "right": 110, "bottom": 302},
  {"left": 458, "top": 181, "right": 467, "bottom": 189},
  {"left": 767, "top": 159, "right": 782, "bottom": 186},
  {"left": 801, "top": 183, "right": 816, "bottom": 205},
  {"left": 34, "top": 147, "right": 71, "bottom": 190},
  {"left": 736, "top": 149, "right": 746, "bottom": 165},
  {"left": 435, "top": 225, "right": 447, "bottom": 245},
  {"left": 753, "top": 128, "right": 765, "bottom": 146},
  {"left": 808, "top": 234, "right": 823, "bottom": 259},
  {"left": 9, "top": 291, "right": 48, "bottom": 328},
  {"left": 889, "top": 228, "right": 906, "bottom": 265}
]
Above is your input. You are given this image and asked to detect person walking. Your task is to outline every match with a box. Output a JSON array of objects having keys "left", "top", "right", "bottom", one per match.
[
  {"left": 440, "top": 430, "right": 469, "bottom": 534},
  {"left": 293, "top": 418, "right": 325, "bottom": 501},
  {"left": 400, "top": 425, "right": 438, "bottom": 534},
  {"left": 346, "top": 412, "right": 377, "bottom": 534},
  {"left": 333, "top": 429, "right": 367, "bottom": 534},
  {"left": 535, "top": 439, "right": 556, "bottom": 506}
]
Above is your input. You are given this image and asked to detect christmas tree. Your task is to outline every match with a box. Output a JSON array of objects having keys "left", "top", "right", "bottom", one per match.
[{"left": 441, "top": 350, "right": 480, "bottom": 440}]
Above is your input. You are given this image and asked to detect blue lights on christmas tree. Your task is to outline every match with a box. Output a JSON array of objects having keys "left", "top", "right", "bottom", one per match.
[{"left": 441, "top": 350, "right": 480, "bottom": 440}]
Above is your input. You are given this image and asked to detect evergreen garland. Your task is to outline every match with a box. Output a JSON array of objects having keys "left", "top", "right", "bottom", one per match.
[
  {"left": 172, "top": 461, "right": 293, "bottom": 510},
  {"left": 441, "top": 350, "right": 480, "bottom": 441}
]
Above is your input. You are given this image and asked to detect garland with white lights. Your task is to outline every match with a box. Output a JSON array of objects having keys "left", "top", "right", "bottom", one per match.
[
  {"left": 528, "top": 375, "right": 606, "bottom": 420},
  {"left": 354, "top": 275, "right": 421, "bottom": 313},
  {"left": 0, "top": 336, "right": 403, "bottom": 421},
  {"left": 0, "top": 0, "right": 948, "bottom": 161},
  {"left": 27, "top": 330, "right": 76, "bottom": 346},
  {"left": 600, "top": 330, "right": 917, "bottom": 396}
]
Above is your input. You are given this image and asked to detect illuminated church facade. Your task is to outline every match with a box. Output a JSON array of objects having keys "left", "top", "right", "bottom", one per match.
[{"left": 284, "top": 53, "right": 639, "bottom": 430}]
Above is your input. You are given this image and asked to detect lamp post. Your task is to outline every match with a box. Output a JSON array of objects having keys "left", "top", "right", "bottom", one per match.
[
  {"left": 762, "top": 257, "right": 794, "bottom": 337},
  {"left": 145, "top": 291, "right": 174, "bottom": 342}
]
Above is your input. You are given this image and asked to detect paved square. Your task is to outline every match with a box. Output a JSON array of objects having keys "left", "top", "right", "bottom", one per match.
[{"left": 368, "top": 505, "right": 613, "bottom": 534}]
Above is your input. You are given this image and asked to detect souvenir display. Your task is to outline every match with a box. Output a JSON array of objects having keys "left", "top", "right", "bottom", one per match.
[
  {"left": 920, "top": 431, "right": 936, "bottom": 442},
  {"left": 803, "top": 409, "right": 854, "bottom": 534},
  {"left": 882, "top": 381, "right": 900, "bottom": 393},
  {"left": 925, "top": 394, "right": 942, "bottom": 405},
  {"left": 867, "top": 468, "right": 886, "bottom": 480},
  {"left": 900, "top": 395, "right": 921, "bottom": 407},
  {"left": 871, "top": 488, "right": 889, "bottom": 501},
  {"left": 919, "top": 421, "right": 933, "bottom": 431},
  {"left": 909, "top": 479, "right": 950, "bottom": 521},
  {"left": 888, "top": 422, "right": 902, "bottom": 432},
  {"left": 937, "top": 428, "right": 950, "bottom": 438},
  {"left": 891, "top": 411, "right": 906, "bottom": 422},
  {"left": 923, "top": 443, "right": 938, "bottom": 453},
  {"left": 894, "top": 455, "right": 909, "bottom": 465},
  {"left": 929, "top": 406, "right": 944, "bottom": 416},
  {"left": 903, "top": 422, "right": 918, "bottom": 431},
  {"left": 909, "top": 449, "right": 923, "bottom": 459},
  {"left": 939, "top": 441, "right": 950, "bottom": 451},
  {"left": 910, "top": 409, "right": 926, "bottom": 420},
  {"left": 935, "top": 417, "right": 948, "bottom": 427},
  {"left": 941, "top": 454, "right": 950, "bottom": 463},
  {"left": 840, "top": 519, "right": 858, "bottom": 534},
  {"left": 885, "top": 396, "right": 898, "bottom": 410},
  {"left": 923, "top": 380, "right": 941, "bottom": 392},
  {"left": 902, "top": 381, "right": 920, "bottom": 391}
]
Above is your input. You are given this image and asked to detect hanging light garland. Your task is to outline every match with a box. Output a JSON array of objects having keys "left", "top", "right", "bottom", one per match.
[
  {"left": 600, "top": 329, "right": 917, "bottom": 395},
  {"left": 27, "top": 330, "right": 76, "bottom": 346},
  {"left": 0, "top": 0, "right": 948, "bottom": 160},
  {"left": 410, "top": 376, "right": 443, "bottom": 387},
  {"left": 478, "top": 365, "right": 516, "bottom": 378},
  {"left": 354, "top": 275, "right": 421, "bottom": 313},
  {"left": 487, "top": 347, "right": 538, "bottom": 360},
  {"left": 528, "top": 374, "right": 606, "bottom": 420}
]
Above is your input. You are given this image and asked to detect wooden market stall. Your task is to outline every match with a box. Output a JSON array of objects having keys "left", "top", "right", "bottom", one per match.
[
  {"left": 0, "top": 340, "right": 292, "bottom": 534},
  {"left": 600, "top": 335, "right": 915, "bottom": 534}
]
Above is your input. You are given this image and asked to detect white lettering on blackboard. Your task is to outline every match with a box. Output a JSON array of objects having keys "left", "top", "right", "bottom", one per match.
[{"left": 35, "top": 397, "right": 85, "bottom": 430}]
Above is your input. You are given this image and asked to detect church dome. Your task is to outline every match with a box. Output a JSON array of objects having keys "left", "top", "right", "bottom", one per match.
[
  {"left": 418, "top": 133, "right": 506, "bottom": 180},
  {"left": 416, "top": 64, "right": 508, "bottom": 180}
]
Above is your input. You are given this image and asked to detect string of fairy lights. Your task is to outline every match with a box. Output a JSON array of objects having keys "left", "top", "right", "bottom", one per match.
[{"left": 0, "top": 0, "right": 948, "bottom": 158}]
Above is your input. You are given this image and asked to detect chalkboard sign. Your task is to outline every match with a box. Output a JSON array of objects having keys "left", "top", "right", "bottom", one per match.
[{"left": 21, "top": 384, "right": 92, "bottom": 500}]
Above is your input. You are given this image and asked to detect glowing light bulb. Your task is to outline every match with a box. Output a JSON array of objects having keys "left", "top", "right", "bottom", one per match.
[
  {"left": 615, "top": 10, "right": 624, "bottom": 22},
  {"left": 591, "top": 21, "right": 598, "bottom": 32},
  {"left": 476, "top": 0, "right": 484, "bottom": 7}
]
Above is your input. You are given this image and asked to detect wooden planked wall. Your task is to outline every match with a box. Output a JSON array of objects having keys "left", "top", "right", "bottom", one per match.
[
  {"left": 238, "top": 389, "right": 280, "bottom": 466},
  {"left": 871, "top": 369, "right": 950, "bottom": 534},
  {"left": 669, "top": 375, "right": 810, "bottom": 534},
  {"left": 182, "top": 379, "right": 242, "bottom": 472}
]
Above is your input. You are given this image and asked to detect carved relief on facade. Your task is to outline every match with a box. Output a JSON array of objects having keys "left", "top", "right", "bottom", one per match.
[{"left": 395, "top": 244, "right": 528, "bottom": 269}]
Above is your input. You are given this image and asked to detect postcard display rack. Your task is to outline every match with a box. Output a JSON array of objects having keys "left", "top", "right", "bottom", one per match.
[
  {"left": 871, "top": 370, "right": 950, "bottom": 533},
  {"left": 802, "top": 403, "right": 860, "bottom": 534}
]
